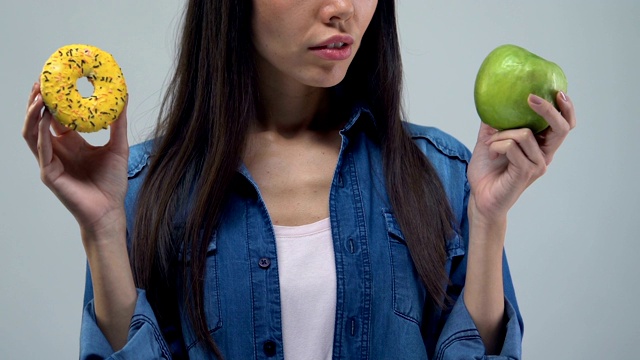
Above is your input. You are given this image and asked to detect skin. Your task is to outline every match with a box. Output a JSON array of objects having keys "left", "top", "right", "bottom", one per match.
[
  {"left": 23, "top": 83, "right": 134, "bottom": 350},
  {"left": 22, "top": 0, "right": 576, "bottom": 355},
  {"left": 466, "top": 91, "right": 576, "bottom": 353},
  {"left": 247, "top": 0, "right": 377, "bottom": 225}
]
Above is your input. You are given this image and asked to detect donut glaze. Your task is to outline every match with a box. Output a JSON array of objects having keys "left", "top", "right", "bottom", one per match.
[{"left": 40, "top": 44, "right": 127, "bottom": 133}]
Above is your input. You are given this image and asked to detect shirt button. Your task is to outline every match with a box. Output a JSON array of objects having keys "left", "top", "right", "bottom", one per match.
[
  {"left": 263, "top": 340, "right": 277, "bottom": 357},
  {"left": 258, "top": 257, "right": 271, "bottom": 269}
]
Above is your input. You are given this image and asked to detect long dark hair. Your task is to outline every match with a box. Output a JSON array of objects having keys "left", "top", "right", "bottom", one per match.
[{"left": 131, "top": 0, "right": 455, "bottom": 357}]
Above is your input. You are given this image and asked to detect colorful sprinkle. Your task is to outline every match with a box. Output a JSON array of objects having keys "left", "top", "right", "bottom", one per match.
[{"left": 39, "top": 44, "right": 127, "bottom": 133}]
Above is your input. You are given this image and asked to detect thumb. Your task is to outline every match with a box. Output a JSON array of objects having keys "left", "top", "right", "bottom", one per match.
[
  {"left": 110, "top": 97, "right": 129, "bottom": 153},
  {"left": 476, "top": 121, "right": 498, "bottom": 144}
]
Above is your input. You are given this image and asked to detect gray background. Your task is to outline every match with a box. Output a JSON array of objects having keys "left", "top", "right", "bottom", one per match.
[{"left": 1, "top": 0, "right": 638, "bottom": 359}]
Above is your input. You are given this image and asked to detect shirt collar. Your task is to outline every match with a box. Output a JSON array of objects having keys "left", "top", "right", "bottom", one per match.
[
  {"left": 340, "top": 101, "right": 378, "bottom": 137},
  {"left": 236, "top": 102, "right": 379, "bottom": 186}
]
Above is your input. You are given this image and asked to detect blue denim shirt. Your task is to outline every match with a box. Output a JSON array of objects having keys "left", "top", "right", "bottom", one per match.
[{"left": 80, "top": 106, "right": 523, "bottom": 359}]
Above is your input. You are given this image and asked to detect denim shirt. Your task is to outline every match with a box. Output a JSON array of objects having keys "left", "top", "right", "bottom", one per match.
[{"left": 80, "top": 106, "right": 523, "bottom": 359}]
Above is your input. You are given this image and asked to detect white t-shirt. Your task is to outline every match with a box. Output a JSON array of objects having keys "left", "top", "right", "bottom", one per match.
[{"left": 273, "top": 218, "right": 336, "bottom": 360}]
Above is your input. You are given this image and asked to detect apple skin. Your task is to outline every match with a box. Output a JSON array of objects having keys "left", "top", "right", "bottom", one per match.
[{"left": 474, "top": 44, "right": 568, "bottom": 133}]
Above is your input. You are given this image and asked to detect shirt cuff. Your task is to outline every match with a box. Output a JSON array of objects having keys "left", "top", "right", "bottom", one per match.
[
  {"left": 435, "top": 290, "right": 522, "bottom": 359},
  {"left": 80, "top": 289, "right": 172, "bottom": 359}
]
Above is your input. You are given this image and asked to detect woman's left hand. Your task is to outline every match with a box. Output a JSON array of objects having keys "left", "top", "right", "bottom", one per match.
[{"left": 467, "top": 92, "right": 577, "bottom": 222}]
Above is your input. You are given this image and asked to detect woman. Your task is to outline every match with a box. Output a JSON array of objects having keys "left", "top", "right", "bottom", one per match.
[{"left": 22, "top": 0, "right": 575, "bottom": 359}]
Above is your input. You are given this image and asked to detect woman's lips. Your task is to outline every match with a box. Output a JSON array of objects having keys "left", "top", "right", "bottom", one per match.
[
  {"left": 309, "top": 35, "right": 354, "bottom": 61},
  {"left": 309, "top": 43, "right": 352, "bottom": 61}
]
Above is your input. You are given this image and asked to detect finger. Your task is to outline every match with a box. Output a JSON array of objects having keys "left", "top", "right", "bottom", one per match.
[
  {"left": 50, "top": 116, "right": 74, "bottom": 137},
  {"left": 109, "top": 99, "right": 129, "bottom": 154},
  {"left": 37, "top": 109, "right": 54, "bottom": 169},
  {"left": 557, "top": 91, "right": 576, "bottom": 130},
  {"left": 490, "top": 139, "right": 546, "bottom": 182},
  {"left": 528, "top": 93, "right": 572, "bottom": 162},
  {"left": 477, "top": 121, "right": 499, "bottom": 143},
  {"left": 489, "top": 139, "right": 527, "bottom": 166},
  {"left": 487, "top": 128, "right": 546, "bottom": 167},
  {"left": 50, "top": 118, "right": 86, "bottom": 155},
  {"left": 528, "top": 94, "right": 571, "bottom": 137},
  {"left": 26, "top": 82, "right": 39, "bottom": 111},
  {"left": 23, "top": 90, "right": 45, "bottom": 158}
]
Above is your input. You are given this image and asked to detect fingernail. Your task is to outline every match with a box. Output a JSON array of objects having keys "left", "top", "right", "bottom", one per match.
[
  {"left": 32, "top": 82, "right": 37, "bottom": 91},
  {"left": 560, "top": 91, "right": 567, "bottom": 102},
  {"left": 529, "top": 94, "right": 543, "bottom": 105},
  {"left": 33, "top": 94, "right": 40, "bottom": 104}
]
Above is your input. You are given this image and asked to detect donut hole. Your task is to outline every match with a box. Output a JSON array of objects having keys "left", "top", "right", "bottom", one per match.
[{"left": 76, "top": 77, "right": 94, "bottom": 98}]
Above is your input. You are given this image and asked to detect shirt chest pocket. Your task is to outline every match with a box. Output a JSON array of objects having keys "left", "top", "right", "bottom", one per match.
[
  {"left": 383, "top": 210, "right": 464, "bottom": 324},
  {"left": 176, "top": 229, "right": 223, "bottom": 350},
  {"left": 383, "top": 210, "right": 427, "bottom": 324}
]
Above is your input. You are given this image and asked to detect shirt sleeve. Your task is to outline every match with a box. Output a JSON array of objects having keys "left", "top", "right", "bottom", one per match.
[
  {"left": 431, "top": 166, "right": 523, "bottom": 359},
  {"left": 432, "top": 183, "right": 524, "bottom": 359},
  {"left": 433, "top": 252, "right": 523, "bottom": 359},
  {"left": 80, "top": 289, "right": 171, "bottom": 360},
  {"left": 427, "top": 139, "right": 524, "bottom": 360},
  {"left": 78, "top": 141, "right": 175, "bottom": 359},
  {"left": 79, "top": 269, "right": 173, "bottom": 359}
]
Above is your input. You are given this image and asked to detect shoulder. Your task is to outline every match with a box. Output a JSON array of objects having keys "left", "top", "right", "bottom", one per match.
[
  {"left": 124, "top": 139, "right": 155, "bottom": 231},
  {"left": 403, "top": 122, "right": 471, "bottom": 165},
  {"left": 404, "top": 122, "right": 471, "bottom": 228},
  {"left": 127, "top": 139, "right": 155, "bottom": 179}
]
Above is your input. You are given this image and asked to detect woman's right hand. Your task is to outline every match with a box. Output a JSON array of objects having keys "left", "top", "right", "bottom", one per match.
[
  {"left": 24, "top": 81, "right": 137, "bottom": 350},
  {"left": 22, "top": 82, "right": 130, "bottom": 241}
]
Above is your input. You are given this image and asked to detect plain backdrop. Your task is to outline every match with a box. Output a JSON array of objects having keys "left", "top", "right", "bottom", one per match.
[{"left": 1, "top": 1, "right": 638, "bottom": 359}]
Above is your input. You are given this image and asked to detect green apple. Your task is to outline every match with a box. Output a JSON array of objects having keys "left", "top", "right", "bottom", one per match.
[{"left": 474, "top": 44, "right": 568, "bottom": 133}]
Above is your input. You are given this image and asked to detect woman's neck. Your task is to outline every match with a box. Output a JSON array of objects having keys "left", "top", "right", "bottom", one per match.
[{"left": 256, "top": 80, "right": 330, "bottom": 134}]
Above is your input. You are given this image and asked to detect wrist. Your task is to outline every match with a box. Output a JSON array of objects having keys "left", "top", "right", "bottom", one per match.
[
  {"left": 468, "top": 195, "right": 507, "bottom": 230},
  {"left": 468, "top": 195, "right": 507, "bottom": 248},
  {"left": 80, "top": 209, "right": 127, "bottom": 249}
]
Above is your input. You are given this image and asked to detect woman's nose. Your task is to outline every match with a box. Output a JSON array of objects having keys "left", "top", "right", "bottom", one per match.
[{"left": 320, "top": 0, "right": 355, "bottom": 25}]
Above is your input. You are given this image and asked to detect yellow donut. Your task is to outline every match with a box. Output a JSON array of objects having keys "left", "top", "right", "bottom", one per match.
[{"left": 40, "top": 44, "right": 127, "bottom": 133}]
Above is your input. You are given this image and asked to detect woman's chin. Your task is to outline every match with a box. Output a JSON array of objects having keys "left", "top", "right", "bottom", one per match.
[{"left": 304, "top": 70, "right": 349, "bottom": 89}]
